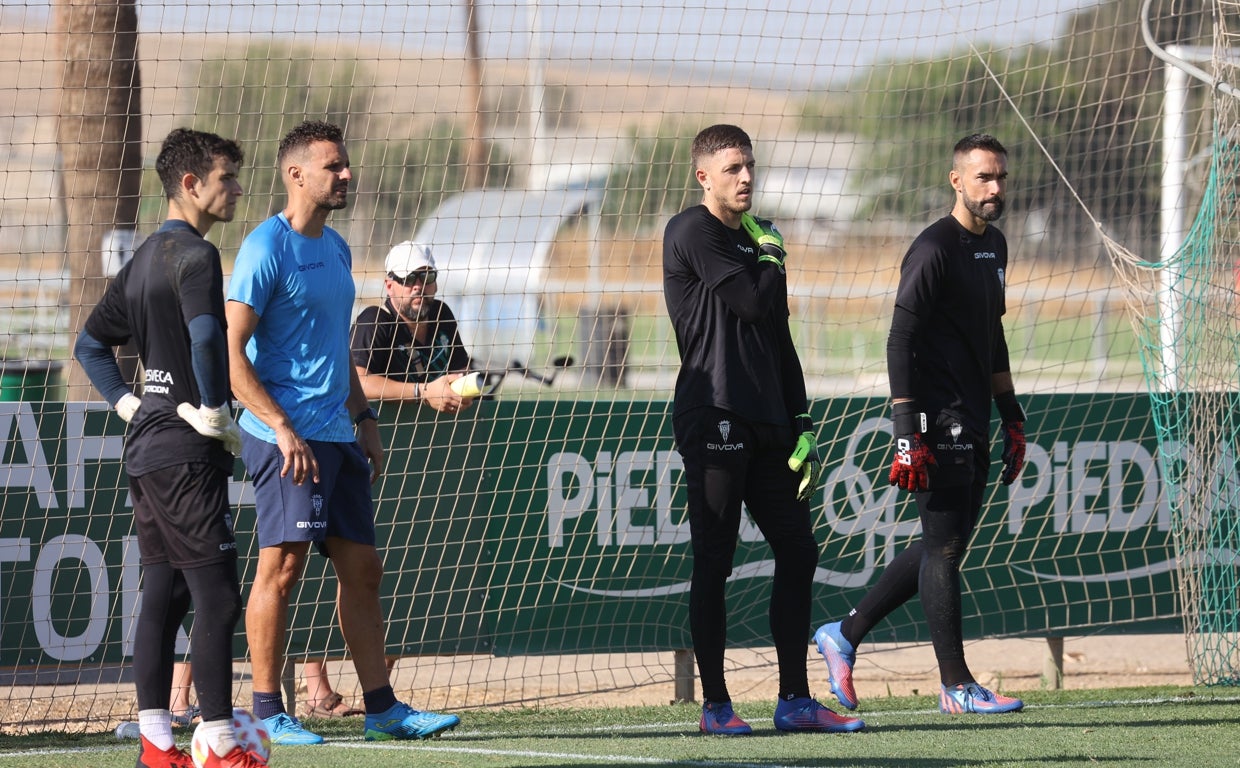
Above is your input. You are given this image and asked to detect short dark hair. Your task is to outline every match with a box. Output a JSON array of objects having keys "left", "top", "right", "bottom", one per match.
[
  {"left": 954, "top": 133, "right": 1007, "bottom": 160},
  {"left": 277, "top": 120, "right": 345, "bottom": 167},
  {"left": 691, "top": 124, "right": 752, "bottom": 170},
  {"left": 155, "top": 128, "right": 243, "bottom": 201}
]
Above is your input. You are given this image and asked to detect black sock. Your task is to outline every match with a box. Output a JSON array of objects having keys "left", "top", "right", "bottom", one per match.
[
  {"left": 362, "top": 685, "right": 398, "bottom": 715},
  {"left": 251, "top": 690, "right": 285, "bottom": 721}
]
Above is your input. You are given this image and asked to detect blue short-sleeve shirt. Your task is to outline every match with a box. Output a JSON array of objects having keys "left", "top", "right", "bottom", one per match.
[{"left": 228, "top": 213, "right": 356, "bottom": 443}]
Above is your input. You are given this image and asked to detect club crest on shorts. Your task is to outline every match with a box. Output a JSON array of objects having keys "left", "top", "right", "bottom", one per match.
[
  {"left": 707, "top": 419, "right": 743, "bottom": 452},
  {"left": 312, "top": 493, "right": 324, "bottom": 516}
]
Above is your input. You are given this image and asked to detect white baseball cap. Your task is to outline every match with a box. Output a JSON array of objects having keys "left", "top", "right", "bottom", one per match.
[{"left": 384, "top": 240, "right": 436, "bottom": 279}]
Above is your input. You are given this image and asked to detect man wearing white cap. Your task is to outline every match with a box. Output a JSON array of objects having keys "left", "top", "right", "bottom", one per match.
[{"left": 349, "top": 240, "right": 476, "bottom": 414}]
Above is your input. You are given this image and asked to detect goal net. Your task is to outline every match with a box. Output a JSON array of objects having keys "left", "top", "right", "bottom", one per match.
[
  {"left": 0, "top": 0, "right": 1232, "bottom": 734},
  {"left": 1119, "top": 0, "right": 1240, "bottom": 685}
]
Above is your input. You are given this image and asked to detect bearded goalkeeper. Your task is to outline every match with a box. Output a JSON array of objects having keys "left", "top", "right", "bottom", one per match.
[{"left": 814, "top": 133, "right": 1028, "bottom": 717}]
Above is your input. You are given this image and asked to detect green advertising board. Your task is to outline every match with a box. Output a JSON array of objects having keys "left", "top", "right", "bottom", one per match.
[{"left": 0, "top": 394, "right": 1179, "bottom": 668}]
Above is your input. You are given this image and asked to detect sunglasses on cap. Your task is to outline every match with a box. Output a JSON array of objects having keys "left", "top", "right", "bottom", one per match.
[{"left": 389, "top": 268, "right": 437, "bottom": 286}]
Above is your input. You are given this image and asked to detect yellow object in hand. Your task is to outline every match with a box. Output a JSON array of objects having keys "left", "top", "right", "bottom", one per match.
[{"left": 449, "top": 372, "right": 484, "bottom": 397}]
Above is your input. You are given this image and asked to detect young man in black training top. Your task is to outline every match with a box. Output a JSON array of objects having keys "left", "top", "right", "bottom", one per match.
[
  {"left": 74, "top": 128, "right": 264, "bottom": 767},
  {"left": 663, "top": 123, "right": 863, "bottom": 735},
  {"left": 814, "top": 133, "right": 1028, "bottom": 716}
]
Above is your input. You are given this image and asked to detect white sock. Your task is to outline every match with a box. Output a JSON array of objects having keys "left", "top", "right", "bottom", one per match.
[
  {"left": 138, "top": 709, "right": 175, "bottom": 751},
  {"left": 197, "top": 718, "right": 239, "bottom": 757}
]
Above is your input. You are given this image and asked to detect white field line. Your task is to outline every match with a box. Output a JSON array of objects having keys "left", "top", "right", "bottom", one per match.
[{"left": 1, "top": 695, "right": 1238, "bottom": 765}]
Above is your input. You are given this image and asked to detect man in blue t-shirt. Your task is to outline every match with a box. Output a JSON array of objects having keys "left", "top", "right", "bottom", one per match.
[{"left": 226, "top": 121, "right": 459, "bottom": 745}]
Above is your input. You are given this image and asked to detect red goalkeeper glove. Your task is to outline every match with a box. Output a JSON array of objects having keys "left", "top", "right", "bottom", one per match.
[
  {"left": 995, "top": 391, "right": 1027, "bottom": 485},
  {"left": 888, "top": 402, "right": 935, "bottom": 491},
  {"left": 999, "top": 422, "right": 1025, "bottom": 485}
]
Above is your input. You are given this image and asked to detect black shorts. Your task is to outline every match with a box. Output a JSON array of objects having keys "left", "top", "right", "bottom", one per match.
[
  {"left": 130, "top": 463, "right": 238, "bottom": 568},
  {"left": 673, "top": 406, "right": 810, "bottom": 544},
  {"left": 925, "top": 419, "right": 987, "bottom": 490}
]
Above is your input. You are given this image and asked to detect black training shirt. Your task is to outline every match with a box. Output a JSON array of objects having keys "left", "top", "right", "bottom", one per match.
[
  {"left": 663, "top": 205, "right": 807, "bottom": 426},
  {"left": 350, "top": 297, "right": 472, "bottom": 383},
  {"left": 887, "top": 215, "right": 1011, "bottom": 435},
  {"left": 84, "top": 220, "right": 233, "bottom": 476}
]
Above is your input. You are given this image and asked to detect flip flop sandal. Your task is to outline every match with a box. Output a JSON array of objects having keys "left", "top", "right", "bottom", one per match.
[
  {"left": 303, "top": 691, "right": 364, "bottom": 718},
  {"left": 170, "top": 705, "right": 200, "bottom": 728}
]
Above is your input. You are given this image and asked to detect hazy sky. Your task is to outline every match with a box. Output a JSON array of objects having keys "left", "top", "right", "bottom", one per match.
[{"left": 4, "top": 0, "right": 1099, "bottom": 87}]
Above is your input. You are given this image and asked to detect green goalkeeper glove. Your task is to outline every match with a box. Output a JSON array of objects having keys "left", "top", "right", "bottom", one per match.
[
  {"left": 740, "top": 212, "right": 786, "bottom": 270},
  {"left": 788, "top": 413, "right": 824, "bottom": 502}
]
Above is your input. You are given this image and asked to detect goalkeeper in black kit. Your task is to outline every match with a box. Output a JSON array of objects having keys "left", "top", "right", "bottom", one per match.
[
  {"left": 74, "top": 128, "right": 265, "bottom": 767},
  {"left": 663, "top": 124, "right": 863, "bottom": 735},
  {"left": 814, "top": 133, "right": 1028, "bottom": 716}
]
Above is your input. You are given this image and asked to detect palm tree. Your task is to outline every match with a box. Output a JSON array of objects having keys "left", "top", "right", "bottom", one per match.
[{"left": 55, "top": 0, "right": 143, "bottom": 395}]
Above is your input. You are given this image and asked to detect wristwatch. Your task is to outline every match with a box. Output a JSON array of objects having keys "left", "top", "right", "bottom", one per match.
[{"left": 353, "top": 407, "right": 378, "bottom": 425}]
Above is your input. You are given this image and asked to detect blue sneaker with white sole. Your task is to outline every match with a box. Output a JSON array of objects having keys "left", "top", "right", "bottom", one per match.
[
  {"left": 262, "top": 712, "right": 324, "bottom": 745},
  {"left": 364, "top": 702, "right": 460, "bottom": 740}
]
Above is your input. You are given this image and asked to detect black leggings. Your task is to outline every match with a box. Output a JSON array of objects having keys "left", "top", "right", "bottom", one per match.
[
  {"left": 134, "top": 560, "right": 242, "bottom": 721},
  {"left": 677, "top": 408, "right": 820, "bottom": 703},
  {"left": 843, "top": 442, "right": 989, "bottom": 687}
]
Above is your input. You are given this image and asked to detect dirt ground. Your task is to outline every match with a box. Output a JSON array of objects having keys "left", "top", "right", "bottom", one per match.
[
  {"left": 372, "top": 633, "right": 1195, "bottom": 711},
  {"left": 0, "top": 633, "right": 1199, "bottom": 734}
]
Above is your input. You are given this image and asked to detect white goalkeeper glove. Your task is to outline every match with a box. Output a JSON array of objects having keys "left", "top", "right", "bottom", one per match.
[
  {"left": 176, "top": 402, "right": 243, "bottom": 455},
  {"left": 115, "top": 393, "right": 141, "bottom": 423}
]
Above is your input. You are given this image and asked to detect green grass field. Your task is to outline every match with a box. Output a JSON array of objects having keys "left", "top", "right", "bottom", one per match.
[{"left": 2, "top": 687, "right": 1237, "bottom": 768}]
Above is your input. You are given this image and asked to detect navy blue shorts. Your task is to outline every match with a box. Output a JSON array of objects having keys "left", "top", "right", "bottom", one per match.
[{"left": 240, "top": 432, "right": 376, "bottom": 552}]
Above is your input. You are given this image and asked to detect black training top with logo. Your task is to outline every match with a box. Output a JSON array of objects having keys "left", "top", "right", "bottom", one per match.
[
  {"left": 349, "top": 297, "right": 471, "bottom": 383},
  {"left": 888, "top": 215, "right": 1011, "bottom": 436},
  {"left": 84, "top": 220, "right": 233, "bottom": 476},
  {"left": 663, "top": 205, "right": 807, "bottom": 427}
]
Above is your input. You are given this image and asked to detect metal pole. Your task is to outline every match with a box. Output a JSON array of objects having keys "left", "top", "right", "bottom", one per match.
[
  {"left": 1158, "top": 44, "right": 1187, "bottom": 392},
  {"left": 526, "top": 0, "right": 548, "bottom": 190}
]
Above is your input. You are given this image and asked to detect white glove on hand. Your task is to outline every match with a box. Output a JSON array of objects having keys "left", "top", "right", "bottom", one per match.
[
  {"left": 176, "top": 402, "right": 243, "bottom": 455},
  {"left": 115, "top": 393, "right": 141, "bottom": 423}
]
